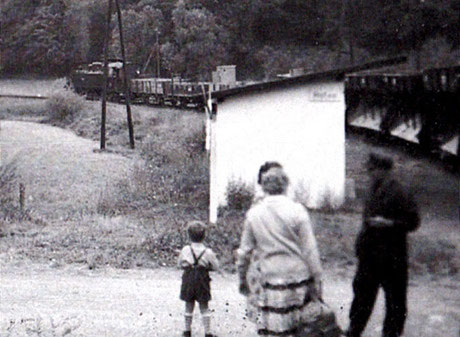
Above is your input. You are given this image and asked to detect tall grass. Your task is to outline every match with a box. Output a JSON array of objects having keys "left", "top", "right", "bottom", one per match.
[
  {"left": 0, "top": 98, "right": 48, "bottom": 119},
  {"left": 0, "top": 158, "right": 21, "bottom": 220},
  {"left": 97, "top": 111, "right": 209, "bottom": 217},
  {"left": 410, "top": 234, "right": 459, "bottom": 276}
]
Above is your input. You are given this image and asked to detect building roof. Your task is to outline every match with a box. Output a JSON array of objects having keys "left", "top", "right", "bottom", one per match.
[
  {"left": 346, "top": 66, "right": 420, "bottom": 77},
  {"left": 212, "top": 56, "right": 407, "bottom": 102}
]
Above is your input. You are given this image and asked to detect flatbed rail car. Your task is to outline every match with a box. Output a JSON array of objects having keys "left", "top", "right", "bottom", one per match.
[
  {"left": 69, "top": 61, "right": 231, "bottom": 109},
  {"left": 130, "top": 78, "right": 230, "bottom": 108},
  {"left": 345, "top": 64, "right": 459, "bottom": 168}
]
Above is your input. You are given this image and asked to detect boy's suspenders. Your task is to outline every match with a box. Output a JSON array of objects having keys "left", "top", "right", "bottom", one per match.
[{"left": 190, "top": 247, "right": 207, "bottom": 267}]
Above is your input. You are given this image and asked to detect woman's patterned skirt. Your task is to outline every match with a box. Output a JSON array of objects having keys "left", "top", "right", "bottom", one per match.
[{"left": 246, "top": 263, "right": 338, "bottom": 337}]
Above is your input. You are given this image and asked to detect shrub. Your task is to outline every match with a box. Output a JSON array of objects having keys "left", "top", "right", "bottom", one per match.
[
  {"left": 317, "top": 188, "right": 342, "bottom": 213},
  {"left": 225, "top": 179, "right": 255, "bottom": 212},
  {"left": 46, "top": 87, "right": 85, "bottom": 123}
]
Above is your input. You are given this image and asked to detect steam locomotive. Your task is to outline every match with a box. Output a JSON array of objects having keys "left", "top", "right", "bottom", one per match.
[{"left": 69, "top": 60, "right": 232, "bottom": 109}]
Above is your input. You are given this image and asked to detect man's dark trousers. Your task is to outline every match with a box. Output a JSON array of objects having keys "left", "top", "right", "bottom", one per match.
[{"left": 348, "top": 254, "right": 408, "bottom": 337}]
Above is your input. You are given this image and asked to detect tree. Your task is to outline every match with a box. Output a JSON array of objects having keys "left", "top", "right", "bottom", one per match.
[
  {"left": 109, "top": 5, "right": 164, "bottom": 72},
  {"left": 64, "top": 1, "right": 92, "bottom": 66},
  {"left": 165, "top": 0, "right": 226, "bottom": 80},
  {"left": 351, "top": 0, "right": 458, "bottom": 69},
  {"left": 27, "top": 1, "right": 68, "bottom": 74},
  {"left": 0, "top": 1, "right": 43, "bottom": 74},
  {"left": 87, "top": 1, "right": 107, "bottom": 62},
  {"left": 0, "top": 0, "right": 78, "bottom": 75}
]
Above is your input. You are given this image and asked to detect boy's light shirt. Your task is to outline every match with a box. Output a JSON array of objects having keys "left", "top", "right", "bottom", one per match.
[{"left": 178, "top": 243, "right": 220, "bottom": 270}]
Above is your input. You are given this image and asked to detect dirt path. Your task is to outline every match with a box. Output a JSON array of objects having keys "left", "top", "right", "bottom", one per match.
[
  {"left": 0, "top": 264, "right": 458, "bottom": 337},
  {"left": 0, "top": 120, "right": 135, "bottom": 220}
]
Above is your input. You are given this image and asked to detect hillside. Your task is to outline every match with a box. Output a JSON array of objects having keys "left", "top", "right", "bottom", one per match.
[{"left": 0, "top": 120, "right": 135, "bottom": 220}]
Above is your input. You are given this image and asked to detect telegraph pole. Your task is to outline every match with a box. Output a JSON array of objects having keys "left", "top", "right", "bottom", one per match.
[
  {"left": 115, "top": 0, "right": 135, "bottom": 149},
  {"left": 101, "top": 0, "right": 113, "bottom": 150},
  {"left": 156, "top": 29, "right": 160, "bottom": 78},
  {"left": 340, "top": 0, "right": 355, "bottom": 65}
]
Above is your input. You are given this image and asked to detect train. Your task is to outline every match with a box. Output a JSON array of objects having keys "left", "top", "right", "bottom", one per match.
[
  {"left": 70, "top": 59, "right": 459, "bottom": 167},
  {"left": 345, "top": 64, "right": 460, "bottom": 168},
  {"left": 69, "top": 60, "right": 234, "bottom": 109}
]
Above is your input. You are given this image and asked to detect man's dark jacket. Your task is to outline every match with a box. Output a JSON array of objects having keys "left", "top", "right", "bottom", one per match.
[{"left": 356, "top": 175, "right": 420, "bottom": 263}]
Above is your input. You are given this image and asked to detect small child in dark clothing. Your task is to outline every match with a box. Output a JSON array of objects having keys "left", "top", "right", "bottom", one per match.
[{"left": 178, "top": 221, "right": 219, "bottom": 337}]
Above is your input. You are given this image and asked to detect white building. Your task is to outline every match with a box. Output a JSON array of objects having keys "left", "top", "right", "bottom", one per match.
[{"left": 206, "top": 59, "right": 406, "bottom": 223}]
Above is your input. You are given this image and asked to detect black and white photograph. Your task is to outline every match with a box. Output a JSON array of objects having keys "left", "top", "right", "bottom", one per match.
[{"left": 0, "top": 1, "right": 458, "bottom": 336}]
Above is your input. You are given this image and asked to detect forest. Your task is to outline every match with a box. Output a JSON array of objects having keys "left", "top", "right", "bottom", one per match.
[{"left": 0, "top": 0, "right": 459, "bottom": 81}]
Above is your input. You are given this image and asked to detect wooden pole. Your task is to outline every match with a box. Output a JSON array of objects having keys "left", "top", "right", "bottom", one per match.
[
  {"left": 101, "top": 0, "right": 113, "bottom": 150},
  {"left": 115, "top": 0, "right": 135, "bottom": 149},
  {"left": 156, "top": 29, "right": 160, "bottom": 78},
  {"left": 19, "top": 183, "right": 25, "bottom": 212}
]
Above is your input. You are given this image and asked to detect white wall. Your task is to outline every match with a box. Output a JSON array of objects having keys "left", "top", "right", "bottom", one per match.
[{"left": 209, "top": 81, "right": 346, "bottom": 222}]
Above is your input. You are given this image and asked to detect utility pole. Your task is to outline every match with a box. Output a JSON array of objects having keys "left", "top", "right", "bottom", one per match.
[
  {"left": 115, "top": 0, "right": 135, "bottom": 149},
  {"left": 156, "top": 29, "right": 160, "bottom": 78},
  {"left": 101, "top": 0, "right": 113, "bottom": 150},
  {"left": 341, "top": 0, "right": 355, "bottom": 65}
]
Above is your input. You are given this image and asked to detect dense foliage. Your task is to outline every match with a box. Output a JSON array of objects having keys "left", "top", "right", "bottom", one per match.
[{"left": 1, "top": 0, "right": 459, "bottom": 79}]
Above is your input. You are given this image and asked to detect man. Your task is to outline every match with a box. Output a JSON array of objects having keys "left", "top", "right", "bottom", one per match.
[{"left": 346, "top": 153, "right": 420, "bottom": 337}]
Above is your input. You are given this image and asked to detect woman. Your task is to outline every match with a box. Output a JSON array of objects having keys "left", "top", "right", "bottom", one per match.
[{"left": 237, "top": 162, "right": 324, "bottom": 337}]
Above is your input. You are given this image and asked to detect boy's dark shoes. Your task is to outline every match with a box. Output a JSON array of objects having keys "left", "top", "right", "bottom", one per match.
[
  {"left": 239, "top": 280, "right": 250, "bottom": 296},
  {"left": 183, "top": 331, "right": 191, "bottom": 337},
  {"left": 205, "top": 334, "right": 216, "bottom": 337}
]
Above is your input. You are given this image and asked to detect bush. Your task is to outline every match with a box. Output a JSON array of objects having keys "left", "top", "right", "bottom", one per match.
[
  {"left": 225, "top": 179, "right": 255, "bottom": 212},
  {"left": 46, "top": 87, "right": 85, "bottom": 123}
]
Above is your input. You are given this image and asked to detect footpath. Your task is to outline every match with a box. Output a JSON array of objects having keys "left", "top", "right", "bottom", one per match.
[{"left": 0, "top": 264, "right": 458, "bottom": 337}]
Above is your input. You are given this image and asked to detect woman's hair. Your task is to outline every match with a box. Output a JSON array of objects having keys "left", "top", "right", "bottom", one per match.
[
  {"left": 257, "top": 161, "right": 283, "bottom": 184},
  {"left": 186, "top": 220, "right": 207, "bottom": 243}
]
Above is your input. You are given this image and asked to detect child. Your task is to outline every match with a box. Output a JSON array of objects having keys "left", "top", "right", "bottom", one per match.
[{"left": 178, "top": 221, "right": 219, "bottom": 337}]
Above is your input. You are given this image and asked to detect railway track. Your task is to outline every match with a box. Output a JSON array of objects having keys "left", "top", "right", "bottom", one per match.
[{"left": 0, "top": 94, "right": 48, "bottom": 100}]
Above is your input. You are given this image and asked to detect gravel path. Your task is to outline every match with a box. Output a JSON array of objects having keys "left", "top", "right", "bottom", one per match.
[{"left": 0, "top": 264, "right": 458, "bottom": 337}]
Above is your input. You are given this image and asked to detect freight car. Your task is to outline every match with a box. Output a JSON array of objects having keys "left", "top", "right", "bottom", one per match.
[
  {"left": 69, "top": 61, "right": 231, "bottom": 109},
  {"left": 345, "top": 64, "right": 459, "bottom": 169}
]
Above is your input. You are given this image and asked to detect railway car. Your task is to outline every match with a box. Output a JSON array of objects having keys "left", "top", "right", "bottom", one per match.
[
  {"left": 130, "top": 77, "right": 223, "bottom": 108},
  {"left": 419, "top": 65, "right": 460, "bottom": 160},
  {"left": 345, "top": 64, "right": 459, "bottom": 169},
  {"left": 69, "top": 61, "right": 233, "bottom": 110}
]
